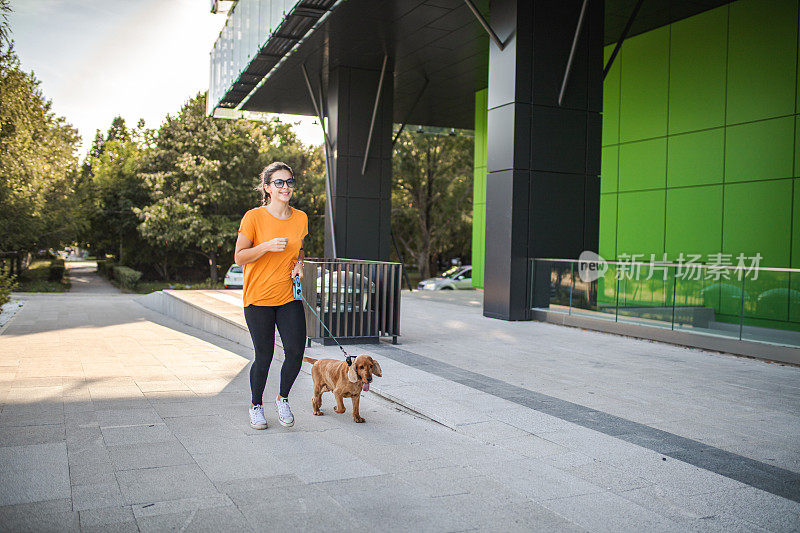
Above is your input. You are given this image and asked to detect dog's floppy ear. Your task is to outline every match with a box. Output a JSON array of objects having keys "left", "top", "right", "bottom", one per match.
[
  {"left": 370, "top": 357, "right": 382, "bottom": 377},
  {"left": 347, "top": 364, "right": 358, "bottom": 383}
]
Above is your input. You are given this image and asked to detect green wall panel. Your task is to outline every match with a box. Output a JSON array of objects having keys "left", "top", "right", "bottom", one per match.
[
  {"left": 667, "top": 129, "right": 724, "bottom": 188},
  {"left": 603, "top": 45, "right": 620, "bottom": 146},
  {"left": 726, "top": 0, "right": 798, "bottom": 124},
  {"left": 793, "top": 179, "right": 800, "bottom": 269},
  {"left": 601, "top": 145, "right": 618, "bottom": 193},
  {"left": 473, "top": 167, "right": 486, "bottom": 205},
  {"left": 725, "top": 117, "right": 795, "bottom": 182},
  {"left": 472, "top": 88, "right": 488, "bottom": 289},
  {"left": 616, "top": 190, "right": 665, "bottom": 258},
  {"left": 792, "top": 271, "right": 800, "bottom": 324},
  {"left": 599, "top": 193, "right": 617, "bottom": 259},
  {"left": 664, "top": 185, "right": 723, "bottom": 260},
  {"left": 795, "top": 116, "right": 800, "bottom": 177},
  {"left": 722, "top": 180, "right": 793, "bottom": 267},
  {"left": 668, "top": 6, "right": 728, "bottom": 134},
  {"left": 619, "top": 27, "right": 670, "bottom": 142},
  {"left": 618, "top": 138, "right": 667, "bottom": 191},
  {"left": 471, "top": 206, "right": 485, "bottom": 288}
]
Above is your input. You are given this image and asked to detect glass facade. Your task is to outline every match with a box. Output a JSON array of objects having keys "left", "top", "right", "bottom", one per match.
[{"left": 209, "top": 0, "right": 300, "bottom": 113}]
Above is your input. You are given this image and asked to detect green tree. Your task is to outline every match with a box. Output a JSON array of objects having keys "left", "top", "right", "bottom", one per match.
[
  {"left": 135, "top": 93, "right": 325, "bottom": 281},
  {"left": 0, "top": 40, "right": 82, "bottom": 260},
  {"left": 81, "top": 120, "right": 150, "bottom": 262},
  {"left": 392, "top": 131, "right": 473, "bottom": 279}
]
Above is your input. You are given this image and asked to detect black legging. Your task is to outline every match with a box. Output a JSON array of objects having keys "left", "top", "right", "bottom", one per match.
[{"left": 243, "top": 300, "right": 306, "bottom": 404}]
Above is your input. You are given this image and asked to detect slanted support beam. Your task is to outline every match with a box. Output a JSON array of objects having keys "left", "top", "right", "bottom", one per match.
[
  {"left": 301, "top": 63, "right": 334, "bottom": 153},
  {"left": 301, "top": 63, "right": 337, "bottom": 258},
  {"left": 392, "top": 77, "right": 429, "bottom": 148},
  {"left": 361, "top": 54, "right": 389, "bottom": 175},
  {"left": 603, "top": 0, "right": 644, "bottom": 80},
  {"left": 464, "top": 0, "right": 505, "bottom": 50},
  {"left": 558, "top": 0, "right": 588, "bottom": 107}
]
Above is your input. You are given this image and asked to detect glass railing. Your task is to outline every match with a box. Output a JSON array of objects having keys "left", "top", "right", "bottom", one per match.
[
  {"left": 209, "top": 0, "right": 301, "bottom": 112},
  {"left": 529, "top": 258, "right": 800, "bottom": 348}
]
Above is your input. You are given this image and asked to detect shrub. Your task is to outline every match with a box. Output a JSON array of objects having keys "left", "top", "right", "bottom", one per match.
[
  {"left": 96, "top": 260, "right": 116, "bottom": 278},
  {"left": 0, "top": 273, "right": 18, "bottom": 307},
  {"left": 48, "top": 259, "right": 66, "bottom": 282},
  {"left": 112, "top": 266, "right": 142, "bottom": 289}
]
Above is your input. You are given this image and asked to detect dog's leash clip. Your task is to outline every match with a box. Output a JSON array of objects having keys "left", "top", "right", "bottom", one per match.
[{"left": 345, "top": 355, "right": 353, "bottom": 366}]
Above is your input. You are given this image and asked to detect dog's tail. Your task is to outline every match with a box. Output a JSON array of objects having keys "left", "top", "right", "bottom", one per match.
[{"left": 302, "top": 356, "right": 318, "bottom": 365}]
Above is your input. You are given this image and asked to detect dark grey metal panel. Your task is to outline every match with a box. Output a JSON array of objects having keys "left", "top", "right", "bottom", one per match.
[
  {"left": 486, "top": 102, "right": 531, "bottom": 173},
  {"left": 530, "top": 105, "right": 588, "bottom": 174},
  {"left": 483, "top": 0, "right": 602, "bottom": 321},
  {"left": 527, "top": 171, "right": 587, "bottom": 259},
  {"left": 326, "top": 64, "right": 393, "bottom": 262},
  {"left": 483, "top": 169, "right": 531, "bottom": 321}
]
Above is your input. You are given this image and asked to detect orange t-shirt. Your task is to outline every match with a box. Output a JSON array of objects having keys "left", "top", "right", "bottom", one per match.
[{"left": 238, "top": 206, "right": 308, "bottom": 307}]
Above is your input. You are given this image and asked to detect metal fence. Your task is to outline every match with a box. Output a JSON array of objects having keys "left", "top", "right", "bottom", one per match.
[{"left": 300, "top": 258, "right": 402, "bottom": 345}]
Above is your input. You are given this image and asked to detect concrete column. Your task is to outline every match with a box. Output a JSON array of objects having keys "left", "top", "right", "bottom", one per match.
[
  {"left": 324, "top": 64, "right": 393, "bottom": 261},
  {"left": 483, "top": 0, "right": 603, "bottom": 320}
]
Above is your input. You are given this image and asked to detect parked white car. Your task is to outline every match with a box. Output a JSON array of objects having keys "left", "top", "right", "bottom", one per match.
[
  {"left": 224, "top": 264, "right": 243, "bottom": 289},
  {"left": 418, "top": 266, "right": 473, "bottom": 290}
]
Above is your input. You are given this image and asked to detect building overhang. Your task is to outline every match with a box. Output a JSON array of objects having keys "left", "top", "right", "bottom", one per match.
[{"left": 210, "top": 0, "right": 735, "bottom": 130}]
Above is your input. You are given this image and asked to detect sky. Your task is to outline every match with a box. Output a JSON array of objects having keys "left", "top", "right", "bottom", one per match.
[{"left": 8, "top": 0, "right": 323, "bottom": 157}]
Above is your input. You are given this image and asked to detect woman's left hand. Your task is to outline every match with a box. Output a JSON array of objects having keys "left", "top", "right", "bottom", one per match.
[{"left": 291, "top": 262, "right": 304, "bottom": 279}]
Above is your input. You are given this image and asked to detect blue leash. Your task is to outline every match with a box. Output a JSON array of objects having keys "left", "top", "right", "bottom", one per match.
[{"left": 294, "top": 275, "right": 353, "bottom": 364}]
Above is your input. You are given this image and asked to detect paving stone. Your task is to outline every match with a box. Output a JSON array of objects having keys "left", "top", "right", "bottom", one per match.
[
  {"left": 542, "top": 490, "right": 686, "bottom": 533},
  {"left": 192, "top": 448, "right": 291, "bottom": 483},
  {"left": 492, "top": 432, "right": 570, "bottom": 459},
  {"left": 0, "top": 498, "right": 79, "bottom": 532},
  {"left": 71, "top": 481, "right": 124, "bottom": 511},
  {"left": 78, "top": 504, "right": 135, "bottom": 528},
  {"left": 215, "top": 474, "right": 305, "bottom": 498},
  {"left": 69, "top": 463, "right": 117, "bottom": 487},
  {"left": 100, "top": 423, "right": 176, "bottom": 446},
  {"left": 477, "top": 456, "right": 607, "bottom": 503},
  {"left": 130, "top": 494, "right": 233, "bottom": 519},
  {"left": 136, "top": 504, "right": 251, "bottom": 533},
  {"left": 0, "top": 442, "right": 70, "bottom": 506},
  {"left": 115, "top": 464, "right": 220, "bottom": 505},
  {"left": 0, "top": 423, "right": 65, "bottom": 446},
  {"left": 96, "top": 407, "right": 163, "bottom": 428},
  {"left": 106, "top": 441, "right": 194, "bottom": 471},
  {"left": 235, "top": 484, "right": 363, "bottom": 531}
]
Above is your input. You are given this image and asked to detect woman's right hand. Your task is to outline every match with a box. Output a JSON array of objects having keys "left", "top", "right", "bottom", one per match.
[{"left": 262, "top": 238, "right": 288, "bottom": 252}]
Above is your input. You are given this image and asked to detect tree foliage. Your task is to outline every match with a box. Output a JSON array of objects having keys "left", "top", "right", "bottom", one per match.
[
  {"left": 392, "top": 131, "right": 473, "bottom": 279},
  {"left": 0, "top": 40, "right": 82, "bottom": 255},
  {"left": 134, "top": 93, "right": 326, "bottom": 281},
  {"left": 79, "top": 118, "right": 150, "bottom": 264}
]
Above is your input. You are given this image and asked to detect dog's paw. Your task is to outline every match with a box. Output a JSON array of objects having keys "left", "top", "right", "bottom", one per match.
[
  {"left": 353, "top": 416, "right": 365, "bottom": 423},
  {"left": 313, "top": 411, "right": 323, "bottom": 416}
]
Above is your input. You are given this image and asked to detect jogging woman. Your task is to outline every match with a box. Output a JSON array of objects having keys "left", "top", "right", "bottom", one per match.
[{"left": 234, "top": 161, "right": 308, "bottom": 429}]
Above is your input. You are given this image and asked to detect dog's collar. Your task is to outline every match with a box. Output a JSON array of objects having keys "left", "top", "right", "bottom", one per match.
[{"left": 346, "top": 355, "right": 353, "bottom": 366}]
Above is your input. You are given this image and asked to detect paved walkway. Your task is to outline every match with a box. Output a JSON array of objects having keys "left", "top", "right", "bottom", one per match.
[
  {"left": 1, "top": 280, "right": 798, "bottom": 531},
  {"left": 0, "top": 293, "right": 583, "bottom": 532},
  {"left": 66, "top": 261, "right": 119, "bottom": 294}
]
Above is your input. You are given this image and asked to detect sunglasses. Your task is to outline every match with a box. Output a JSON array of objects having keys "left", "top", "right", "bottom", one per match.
[{"left": 270, "top": 178, "right": 296, "bottom": 189}]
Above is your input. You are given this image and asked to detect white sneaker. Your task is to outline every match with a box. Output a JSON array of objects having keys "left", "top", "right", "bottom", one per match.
[
  {"left": 275, "top": 396, "right": 294, "bottom": 427},
  {"left": 249, "top": 404, "right": 267, "bottom": 429}
]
